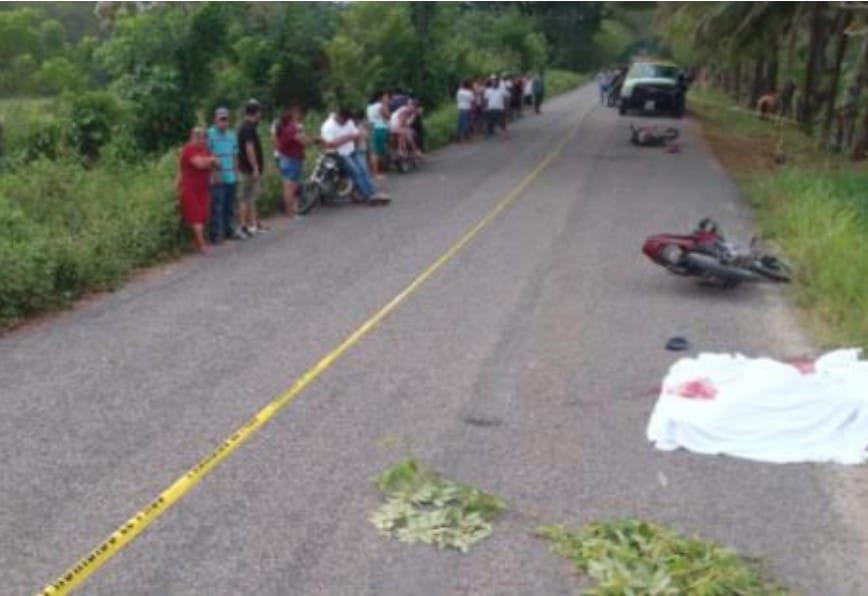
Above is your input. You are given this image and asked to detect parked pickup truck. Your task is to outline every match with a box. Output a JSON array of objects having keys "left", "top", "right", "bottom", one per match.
[{"left": 618, "top": 59, "right": 686, "bottom": 118}]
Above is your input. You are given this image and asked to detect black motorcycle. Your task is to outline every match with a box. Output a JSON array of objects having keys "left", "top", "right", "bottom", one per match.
[{"left": 298, "top": 150, "right": 355, "bottom": 214}]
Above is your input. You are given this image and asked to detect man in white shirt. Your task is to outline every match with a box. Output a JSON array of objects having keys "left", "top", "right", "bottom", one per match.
[
  {"left": 321, "top": 108, "right": 390, "bottom": 203},
  {"left": 456, "top": 80, "right": 473, "bottom": 141},
  {"left": 483, "top": 78, "right": 509, "bottom": 138}
]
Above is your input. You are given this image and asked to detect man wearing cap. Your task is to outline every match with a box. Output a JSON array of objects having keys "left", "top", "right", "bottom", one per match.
[
  {"left": 207, "top": 107, "right": 242, "bottom": 243},
  {"left": 237, "top": 100, "right": 266, "bottom": 236}
]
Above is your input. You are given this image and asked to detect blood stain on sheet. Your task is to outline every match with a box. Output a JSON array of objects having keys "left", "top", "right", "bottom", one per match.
[{"left": 669, "top": 378, "right": 718, "bottom": 400}]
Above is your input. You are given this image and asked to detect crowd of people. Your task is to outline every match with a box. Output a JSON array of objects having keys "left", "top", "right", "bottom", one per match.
[
  {"left": 176, "top": 73, "right": 546, "bottom": 255},
  {"left": 455, "top": 73, "right": 545, "bottom": 142},
  {"left": 176, "top": 99, "right": 389, "bottom": 254}
]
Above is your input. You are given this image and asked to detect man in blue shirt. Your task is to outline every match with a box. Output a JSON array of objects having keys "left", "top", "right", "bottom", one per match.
[{"left": 207, "top": 107, "right": 242, "bottom": 243}]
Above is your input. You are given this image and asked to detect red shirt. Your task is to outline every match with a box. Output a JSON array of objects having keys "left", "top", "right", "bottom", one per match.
[
  {"left": 277, "top": 121, "right": 305, "bottom": 160},
  {"left": 179, "top": 143, "right": 212, "bottom": 198}
]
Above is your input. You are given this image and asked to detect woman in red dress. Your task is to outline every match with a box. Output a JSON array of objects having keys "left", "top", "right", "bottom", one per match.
[{"left": 176, "top": 127, "right": 218, "bottom": 253}]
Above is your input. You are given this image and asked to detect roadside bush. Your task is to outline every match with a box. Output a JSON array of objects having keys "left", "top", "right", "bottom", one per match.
[
  {"left": 0, "top": 156, "right": 184, "bottom": 326},
  {"left": 99, "top": 122, "right": 143, "bottom": 165},
  {"left": 20, "top": 112, "right": 66, "bottom": 161},
  {"left": 68, "top": 91, "right": 125, "bottom": 162},
  {"left": 425, "top": 103, "right": 457, "bottom": 151},
  {"left": 0, "top": 194, "right": 58, "bottom": 320},
  {"left": 0, "top": 98, "right": 58, "bottom": 159}
]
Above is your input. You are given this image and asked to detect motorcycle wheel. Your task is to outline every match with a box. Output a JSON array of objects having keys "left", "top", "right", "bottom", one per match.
[
  {"left": 336, "top": 178, "right": 354, "bottom": 197},
  {"left": 751, "top": 255, "right": 792, "bottom": 282},
  {"left": 298, "top": 182, "right": 321, "bottom": 215}
]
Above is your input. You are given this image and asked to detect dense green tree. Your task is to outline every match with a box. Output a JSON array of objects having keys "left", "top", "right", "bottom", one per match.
[
  {"left": 2, "top": 1, "right": 616, "bottom": 157},
  {"left": 95, "top": 3, "right": 235, "bottom": 150},
  {"left": 328, "top": 3, "right": 416, "bottom": 97},
  {"left": 519, "top": 2, "right": 606, "bottom": 71},
  {"left": 0, "top": 2, "right": 98, "bottom": 42},
  {"left": 34, "top": 57, "right": 84, "bottom": 95},
  {"left": 325, "top": 34, "right": 383, "bottom": 108},
  {"left": 656, "top": 2, "right": 868, "bottom": 158},
  {"left": 67, "top": 90, "right": 124, "bottom": 161},
  {"left": 114, "top": 64, "right": 195, "bottom": 153},
  {"left": 0, "top": 8, "right": 40, "bottom": 66},
  {"left": 263, "top": 3, "right": 338, "bottom": 109},
  {"left": 37, "top": 19, "right": 66, "bottom": 59},
  {"left": 0, "top": 54, "right": 38, "bottom": 96}
]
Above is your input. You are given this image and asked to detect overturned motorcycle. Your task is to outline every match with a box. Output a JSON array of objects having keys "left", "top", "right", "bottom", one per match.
[
  {"left": 642, "top": 218, "right": 792, "bottom": 288},
  {"left": 629, "top": 124, "right": 679, "bottom": 147}
]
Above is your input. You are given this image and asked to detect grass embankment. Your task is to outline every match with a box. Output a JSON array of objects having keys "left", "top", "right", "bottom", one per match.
[
  {"left": 0, "top": 71, "right": 586, "bottom": 330},
  {"left": 690, "top": 89, "right": 868, "bottom": 349}
]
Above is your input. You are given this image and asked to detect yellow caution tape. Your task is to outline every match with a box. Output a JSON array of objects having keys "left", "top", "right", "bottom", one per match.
[{"left": 38, "top": 111, "right": 584, "bottom": 595}]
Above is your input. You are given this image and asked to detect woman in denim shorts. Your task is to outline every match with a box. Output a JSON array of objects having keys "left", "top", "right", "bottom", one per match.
[{"left": 275, "top": 107, "right": 309, "bottom": 219}]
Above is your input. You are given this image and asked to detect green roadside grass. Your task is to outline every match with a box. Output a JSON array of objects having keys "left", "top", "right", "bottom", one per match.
[
  {"left": 546, "top": 69, "right": 589, "bottom": 97},
  {"left": 0, "top": 71, "right": 587, "bottom": 330},
  {"left": 690, "top": 88, "right": 868, "bottom": 349}
]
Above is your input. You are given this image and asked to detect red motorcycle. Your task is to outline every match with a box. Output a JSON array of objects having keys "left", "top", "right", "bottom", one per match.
[{"left": 643, "top": 219, "right": 791, "bottom": 288}]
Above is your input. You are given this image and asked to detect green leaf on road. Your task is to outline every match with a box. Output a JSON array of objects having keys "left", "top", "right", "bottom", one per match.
[
  {"left": 371, "top": 459, "right": 505, "bottom": 553},
  {"left": 538, "top": 519, "right": 788, "bottom": 595}
]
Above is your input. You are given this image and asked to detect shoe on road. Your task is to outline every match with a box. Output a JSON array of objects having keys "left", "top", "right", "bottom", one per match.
[{"left": 368, "top": 193, "right": 391, "bottom": 205}]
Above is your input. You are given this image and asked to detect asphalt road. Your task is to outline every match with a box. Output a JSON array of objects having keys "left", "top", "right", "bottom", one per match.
[{"left": 3, "top": 85, "right": 867, "bottom": 595}]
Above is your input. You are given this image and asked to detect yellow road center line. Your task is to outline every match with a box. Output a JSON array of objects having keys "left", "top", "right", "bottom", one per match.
[{"left": 38, "top": 114, "right": 580, "bottom": 596}]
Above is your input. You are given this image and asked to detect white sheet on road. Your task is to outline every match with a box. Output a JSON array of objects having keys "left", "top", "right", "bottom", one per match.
[{"left": 647, "top": 349, "right": 868, "bottom": 464}]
